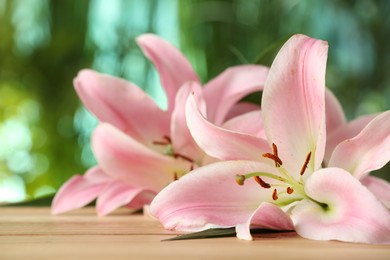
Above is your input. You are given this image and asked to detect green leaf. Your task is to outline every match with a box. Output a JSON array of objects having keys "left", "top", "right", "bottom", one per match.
[
  {"left": 162, "top": 227, "right": 236, "bottom": 241},
  {"left": 162, "top": 227, "right": 292, "bottom": 241}
]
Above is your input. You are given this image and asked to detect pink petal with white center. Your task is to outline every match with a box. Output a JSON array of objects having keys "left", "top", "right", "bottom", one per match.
[
  {"left": 92, "top": 123, "right": 189, "bottom": 191},
  {"left": 224, "top": 102, "right": 261, "bottom": 121},
  {"left": 96, "top": 180, "right": 156, "bottom": 216},
  {"left": 186, "top": 95, "right": 270, "bottom": 161},
  {"left": 222, "top": 110, "right": 266, "bottom": 138},
  {"left": 292, "top": 167, "right": 390, "bottom": 244},
  {"left": 325, "top": 88, "right": 346, "bottom": 133},
  {"left": 51, "top": 167, "right": 109, "bottom": 215},
  {"left": 150, "top": 160, "right": 278, "bottom": 232},
  {"left": 171, "top": 82, "right": 206, "bottom": 165},
  {"left": 262, "top": 35, "right": 328, "bottom": 178},
  {"left": 236, "top": 202, "right": 294, "bottom": 240},
  {"left": 74, "top": 69, "right": 169, "bottom": 145},
  {"left": 328, "top": 111, "right": 390, "bottom": 179},
  {"left": 324, "top": 113, "right": 379, "bottom": 164},
  {"left": 361, "top": 175, "right": 390, "bottom": 209},
  {"left": 203, "top": 65, "right": 269, "bottom": 125},
  {"left": 136, "top": 34, "right": 200, "bottom": 113}
]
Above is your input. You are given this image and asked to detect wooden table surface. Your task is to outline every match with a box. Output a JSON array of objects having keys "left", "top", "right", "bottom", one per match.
[{"left": 0, "top": 207, "right": 389, "bottom": 259}]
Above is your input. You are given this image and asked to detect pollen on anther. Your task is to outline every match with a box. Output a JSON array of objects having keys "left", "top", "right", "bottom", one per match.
[
  {"left": 254, "top": 176, "right": 271, "bottom": 189},
  {"left": 300, "top": 152, "right": 312, "bottom": 176},
  {"left": 262, "top": 153, "right": 283, "bottom": 167},
  {"left": 173, "top": 153, "right": 194, "bottom": 163},
  {"left": 153, "top": 140, "right": 170, "bottom": 145},
  {"left": 272, "top": 143, "right": 279, "bottom": 167},
  {"left": 173, "top": 172, "right": 178, "bottom": 181},
  {"left": 287, "top": 187, "right": 294, "bottom": 194},
  {"left": 272, "top": 189, "right": 278, "bottom": 200},
  {"left": 235, "top": 175, "right": 246, "bottom": 185},
  {"left": 163, "top": 136, "right": 172, "bottom": 143},
  {"left": 272, "top": 143, "right": 278, "bottom": 157},
  {"left": 153, "top": 136, "right": 172, "bottom": 146}
]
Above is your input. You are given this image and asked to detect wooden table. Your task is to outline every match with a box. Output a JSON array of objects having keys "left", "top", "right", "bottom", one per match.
[{"left": 0, "top": 207, "right": 389, "bottom": 259}]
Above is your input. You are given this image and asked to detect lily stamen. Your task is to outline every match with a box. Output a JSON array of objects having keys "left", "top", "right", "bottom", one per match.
[
  {"left": 239, "top": 146, "right": 313, "bottom": 203},
  {"left": 173, "top": 153, "right": 194, "bottom": 163},
  {"left": 163, "top": 135, "right": 172, "bottom": 143},
  {"left": 300, "top": 152, "right": 312, "bottom": 176},
  {"left": 262, "top": 153, "right": 283, "bottom": 167},
  {"left": 272, "top": 189, "right": 279, "bottom": 200},
  {"left": 254, "top": 176, "right": 271, "bottom": 189},
  {"left": 153, "top": 135, "right": 173, "bottom": 146},
  {"left": 272, "top": 143, "right": 278, "bottom": 156},
  {"left": 153, "top": 135, "right": 172, "bottom": 146},
  {"left": 235, "top": 172, "right": 286, "bottom": 186},
  {"left": 272, "top": 143, "right": 280, "bottom": 167},
  {"left": 153, "top": 140, "right": 170, "bottom": 145},
  {"left": 235, "top": 171, "right": 304, "bottom": 203}
]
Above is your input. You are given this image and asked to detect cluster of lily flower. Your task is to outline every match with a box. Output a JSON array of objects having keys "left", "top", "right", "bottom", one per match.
[{"left": 51, "top": 34, "right": 390, "bottom": 244}]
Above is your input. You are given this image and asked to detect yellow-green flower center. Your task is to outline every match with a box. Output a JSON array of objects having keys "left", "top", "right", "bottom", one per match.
[
  {"left": 235, "top": 143, "right": 312, "bottom": 207},
  {"left": 153, "top": 135, "right": 195, "bottom": 180}
]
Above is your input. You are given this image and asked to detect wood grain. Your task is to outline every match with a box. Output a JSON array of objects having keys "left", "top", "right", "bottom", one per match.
[{"left": 0, "top": 207, "right": 389, "bottom": 259}]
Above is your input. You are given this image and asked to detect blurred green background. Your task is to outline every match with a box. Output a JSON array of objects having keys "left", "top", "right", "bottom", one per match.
[{"left": 0, "top": 0, "right": 389, "bottom": 203}]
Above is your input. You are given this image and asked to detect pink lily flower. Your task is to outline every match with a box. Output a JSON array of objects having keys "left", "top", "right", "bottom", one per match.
[
  {"left": 150, "top": 34, "right": 390, "bottom": 244},
  {"left": 51, "top": 34, "right": 269, "bottom": 216}
]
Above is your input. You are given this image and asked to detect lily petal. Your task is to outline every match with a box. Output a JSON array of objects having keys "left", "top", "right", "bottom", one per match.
[
  {"left": 262, "top": 34, "right": 328, "bottom": 177},
  {"left": 236, "top": 202, "right": 294, "bottom": 240},
  {"left": 96, "top": 180, "right": 156, "bottom": 216},
  {"left": 92, "top": 123, "right": 189, "bottom": 191},
  {"left": 171, "top": 82, "right": 206, "bottom": 165},
  {"left": 74, "top": 69, "right": 169, "bottom": 145},
  {"left": 325, "top": 88, "right": 346, "bottom": 133},
  {"left": 127, "top": 191, "right": 157, "bottom": 210},
  {"left": 136, "top": 34, "right": 200, "bottom": 113},
  {"left": 328, "top": 111, "right": 390, "bottom": 179},
  {"left": 186, "top": 95, "right": 270, "bottom": 161},
  {"left": 51, "top": 167, "right": 109, "bottom": 215},
  {"left": 222, "top": 110, "right": 266, "bottom": 138},
  {"left": 150, "top": 160, "right": 277, "bottom": 232},
  {"left": 203, "top": 65, "right": 269, "bottom": 125},
  {"left": 361, "top": 175, "right": 390, "bottom": 209},
  {"left": 292, "top": 167, "right": 390, "bottom": 244},
  {"left": 324, "top": 112, "right": 379, "bottom": 164}
]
